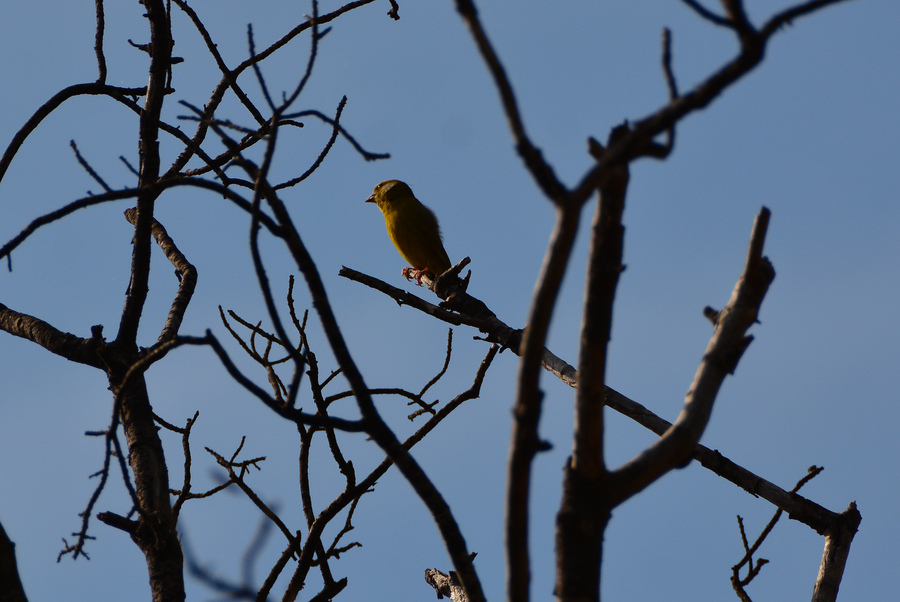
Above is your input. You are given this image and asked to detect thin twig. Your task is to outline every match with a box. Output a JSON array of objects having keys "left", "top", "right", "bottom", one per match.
[
  {"left": 284, "top": 109, "right": 390, "bottom": 160},
  {"left": 275, "top": 96, "right": 348, "bottom": 190},
  {"left": 452, "top": 0, "right": 566, "bottom": 202},
  {"left": 680, "top": 0, "right": 735, "bottom": 28},
  {"left": 93, "top": 0, "right": 108, "bottom": 83}
]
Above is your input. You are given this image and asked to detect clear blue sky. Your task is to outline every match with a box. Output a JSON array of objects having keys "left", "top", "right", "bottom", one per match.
[{"left": 1, "top": 1, "right": 897, "bottom": 600}]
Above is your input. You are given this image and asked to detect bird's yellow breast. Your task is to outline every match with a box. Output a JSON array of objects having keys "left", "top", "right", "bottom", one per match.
[{"left": 368, "top": 181, "right": 452, "bottom": 277}]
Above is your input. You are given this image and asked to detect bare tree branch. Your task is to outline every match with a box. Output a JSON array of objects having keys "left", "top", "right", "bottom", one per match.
[
  {"left": 0, "top": 83, "right": 148, "bottom": 187},
  {"left": 170, "top": 0, "right": 267, "bottom": 126},
  {"left": 680, "top": 0, "right": 735, "bottom": 28},
  {"left": 452, "top": 0, "right": 566, "bottom": 202},
  {"left": 0, "top": 521, "right": 28, "bottom": 602},
  {"left": 811, "top": 503, "right": 861, "bottom": 602},
  {"left": 609, "top": 207, "right": 774, "bottom": 505},
  {"left": 123, "top": 208, "right": 197, "bottom": 344},
  {"left": 0, "top": 302, "right": 104, "bottom": 368},
  {"left": 93, "top": 0, "right": 108, "bottom": 83},
  {"left": 555, "top": 145, "right": 630, "bottom": 599}
]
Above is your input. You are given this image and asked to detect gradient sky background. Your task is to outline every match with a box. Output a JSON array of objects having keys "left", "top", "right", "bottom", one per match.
[{"left": 1, "top": 1, "right": 897, "bottom": 600}]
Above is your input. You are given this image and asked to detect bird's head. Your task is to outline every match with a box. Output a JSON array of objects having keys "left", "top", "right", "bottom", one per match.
[{"left": 365, "top": 180, "right": 414, "bottom": 208}]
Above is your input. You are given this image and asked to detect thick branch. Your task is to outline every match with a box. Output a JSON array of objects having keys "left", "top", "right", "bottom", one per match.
[
  {"left": 116, "top": 0, "right": 174, "bottom": 348},
  {"left": 123, "top": 208, "right": 197, "bottom": 344},
  {"left": 608, "top": 207, "right": 774, "bottom": 505},
  {"left": 602, "top": 387, "right": 837, "bottom": 532},
  {"left": 571, "top": 159, "right": 629, "bottom": 477},
  {"left": 0, "top": 521, "right": 28, "bottom": 602},
  {"left": 0, "top": 302, "right": 104, "bottom": 368},
  {"left": 506, "top": 203, "right": 582, "bottom": 602},
  {"left": 113, "top": 373, "right": 184, "bottom": 601},
  {"left": 811, "top": 503, "right": 861, "bottom": 602},
  {"left": 555, "top": 153, "right": 629, "bottom": 601}
]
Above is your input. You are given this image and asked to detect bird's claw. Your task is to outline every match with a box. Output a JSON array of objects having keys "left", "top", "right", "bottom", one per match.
[{"left": 402, "top": 267, "right": 428, "bottom": 285}]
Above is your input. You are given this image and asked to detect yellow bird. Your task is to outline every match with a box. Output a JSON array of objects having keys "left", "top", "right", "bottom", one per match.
[{"left": 366, "top": 180, "right": 452, "bottom": 284}]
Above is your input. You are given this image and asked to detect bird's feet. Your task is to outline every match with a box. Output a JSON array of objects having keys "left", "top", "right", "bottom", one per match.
[{"left": 402, "top": 267, "right": 428, "bottom": 285}]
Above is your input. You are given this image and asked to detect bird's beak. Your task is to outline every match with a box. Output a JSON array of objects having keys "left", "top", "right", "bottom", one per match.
[{"left": 365, "top": 193, "right": 376, "bottom": 204}]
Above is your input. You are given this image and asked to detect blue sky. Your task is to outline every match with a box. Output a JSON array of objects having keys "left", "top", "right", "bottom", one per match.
[{"left": 1, "top": 1, "right": 897, "bottom": 600}]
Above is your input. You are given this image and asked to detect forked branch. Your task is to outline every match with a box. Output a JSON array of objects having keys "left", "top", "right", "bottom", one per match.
[{"left": 609, "top": 207, "right": 774, "bottom": 504}]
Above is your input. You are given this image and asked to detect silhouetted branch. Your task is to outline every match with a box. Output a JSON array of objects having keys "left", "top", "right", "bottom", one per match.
[
  {"left": 123, "top": 208, "right": 197, "bottom": 344},
  {"left": 166, "top": 411, "right": 200, "bottom": 520},
  {"left": 811, "top": 502, "right": 861, "bottom": 602},
  {"left": 164, "top": 0, "right": 383, "bottom": 177},
  {"left": 70, "top": 140, "right": 112, "bottom": 192},
  {"left": 183, "top": 524, "right": 266, "bottom": 601},
  {"left": 284, "top": 0, "right": 321, "bottom": 109},
  {"left": 171, "top": 0, "right": 267, "bottom": 125},
  {"left": 0, "top": 83, "right": 148, "bottom": 187},
  {"left": 340, "top": 266, "right": 578, "bottom": 388},
  {"left": 0, "top": 302, "right": 104, "bottom": 368},
  {"left": 0, "top": 521, "right": 28, "bottom": 602},
  {"left": 285, "top": 109, "right": 391, "bottom": 161},
  {"left": 207, "top": 441, "right": 297, "bottom": 545},
  {"left": 609, "top": 207, "right": 774, "bottom": 505},
  {"left": 276, "top": 96, "right": 347, "bottom": 190},
  {"left": 452, "top": 0, "right": 566, "bottom": 203},
  {"left": 59, "top": 412, "right": 121, "bottom": 561},
  {"left": 93, "top": 0, "right": 108, "bottom": 82},
  {"left": 731, "top": 466, "right": 823, "bottom": 599}
]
